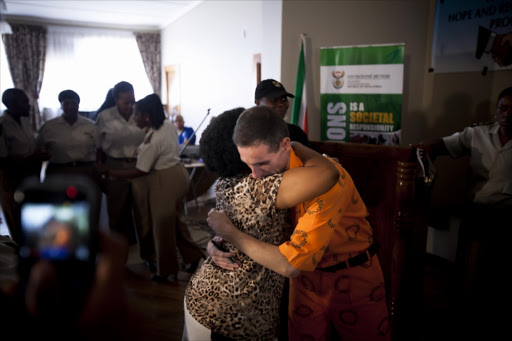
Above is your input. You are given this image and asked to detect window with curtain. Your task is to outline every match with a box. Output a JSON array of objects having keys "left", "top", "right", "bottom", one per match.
[{"left": 38, "top": 26, "right": 153, "bottom": 121}]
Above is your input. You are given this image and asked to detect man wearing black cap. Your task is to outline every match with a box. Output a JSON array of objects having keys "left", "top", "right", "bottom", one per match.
[
  {"left": 254, "top": 79, "right": 309, "bottom": 341},
  {"left": 37, "top": 90, "right": 100, "bottom": 196},
  {"left": 255, "top": 79, "right": 310, "bottom": 146}
]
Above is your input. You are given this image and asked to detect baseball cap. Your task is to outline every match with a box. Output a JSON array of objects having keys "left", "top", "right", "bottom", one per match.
[
  {"left": 255, "top": 79, "right": 294, "bottom": 101},
  {"left": 58, "top": 89, "right": 80, "bottom": 104}
]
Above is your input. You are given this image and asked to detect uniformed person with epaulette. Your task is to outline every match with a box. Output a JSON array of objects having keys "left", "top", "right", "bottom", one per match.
[
  {"left": 95, "top": 81, "right": 145, "bottom": 245},
  {"left": 97, "top": 93, "right": 204, "bottom": 281},
  {"left": 0, "top": 88, "right": 46, "bottom": 244},
  {"left": 411, "top": 86, "right": 512, "bottom": 338}
]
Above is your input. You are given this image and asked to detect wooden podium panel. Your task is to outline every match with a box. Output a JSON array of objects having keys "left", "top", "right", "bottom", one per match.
[{"left": 310, "top": 141, "right": 429, "bottom": 340}]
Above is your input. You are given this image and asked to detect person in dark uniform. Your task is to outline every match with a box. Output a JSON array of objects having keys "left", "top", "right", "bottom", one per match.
[{"left": 255, "top": 79, "right": 310, "bottom": 146}]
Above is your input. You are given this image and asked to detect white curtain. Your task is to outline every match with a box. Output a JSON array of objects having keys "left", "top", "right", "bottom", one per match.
[{"left": 39, "top": 26, "right": 153, "bottom": 120}]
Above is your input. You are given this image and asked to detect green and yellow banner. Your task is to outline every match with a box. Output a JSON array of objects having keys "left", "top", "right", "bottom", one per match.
[{"left": 320, "top": 44, "right": 404, "bottom": 145}]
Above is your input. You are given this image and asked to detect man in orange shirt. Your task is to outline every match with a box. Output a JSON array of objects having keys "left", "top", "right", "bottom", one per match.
[{"left": 208, "top": 106, "right": 390, "bottom": 341}]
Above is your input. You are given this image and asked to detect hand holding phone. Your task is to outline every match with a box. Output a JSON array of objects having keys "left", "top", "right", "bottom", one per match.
[
  {"left": 15, "top": 175, "right": 100, "bottom": 316},
  {"left": 2, "top": 230, "right": 135, "bottom": 340},
  {"left": 211, "top": 240, "right": 237, "bottom": 265}
]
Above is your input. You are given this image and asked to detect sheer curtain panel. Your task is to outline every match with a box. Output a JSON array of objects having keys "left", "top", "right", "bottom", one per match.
[{"left": 39, "top": 26, "right": 153, "bottom": 120}]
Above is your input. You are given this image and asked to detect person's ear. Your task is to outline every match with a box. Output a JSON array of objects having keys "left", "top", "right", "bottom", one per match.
[{"left": 281, "top": 137, "right": 291, "bottom": 151}]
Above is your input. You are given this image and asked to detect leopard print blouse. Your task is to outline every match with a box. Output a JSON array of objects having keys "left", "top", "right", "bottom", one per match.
[{"left": 185, "top": 174, "right": 292, "bottom": 340}]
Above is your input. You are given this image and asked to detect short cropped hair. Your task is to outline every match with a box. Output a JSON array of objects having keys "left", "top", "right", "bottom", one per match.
[
  {"left": 233, "top": 106, "right": 289, "bottom": 152},
  {"left": 136, "top": 93, "right": 165, "bottom": 130},
  {"left": 497, "top": 86, "right": 512, "bottom": 102},
  {"left": 112, "top": 81, "right": 134, "bottom": 99},
  {"left": 199, "top": 107, "right": 250, "bottom": 177},
  {"left": 2, "top": 88, "right": 27, "bottom": 108}
]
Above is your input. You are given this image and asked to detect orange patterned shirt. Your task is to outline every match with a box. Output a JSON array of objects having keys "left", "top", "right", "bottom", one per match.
[{"left": 278, "top": 150, "right": 373, "bottom": 271}]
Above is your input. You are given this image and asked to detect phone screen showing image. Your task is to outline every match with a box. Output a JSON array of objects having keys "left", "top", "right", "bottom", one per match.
[
  {"left": 15, "top": 176, "right": 100, "bottom": 315},
  {"left": 19, "top": 201, "right": 91, "bottom": 262}
]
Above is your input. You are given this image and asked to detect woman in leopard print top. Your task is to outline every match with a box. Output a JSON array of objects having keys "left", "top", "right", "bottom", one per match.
[{"left": 183, "top": 107, "right": 338, "bottom": 341}]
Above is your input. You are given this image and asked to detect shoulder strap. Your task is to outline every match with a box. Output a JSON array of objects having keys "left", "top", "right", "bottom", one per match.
[{"left": 470, "top": 121, "right": 493, "bottom": 127}]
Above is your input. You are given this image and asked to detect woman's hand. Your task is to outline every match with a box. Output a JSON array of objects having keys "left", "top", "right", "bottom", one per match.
[
  {"left": 207, "top": 210, "right": 242, "bottom": 270},
  {"left": 206, "top": 236, "right": 240, "bottom": 271},
  {"left": 207, "top": 209, "right": 238, "bottom": 240},
  {"left": 1, "top": 231, "right": 140, "bottom": 340},
  {"left": 23, "top": 232, "right": 131, "bottom": 323}
]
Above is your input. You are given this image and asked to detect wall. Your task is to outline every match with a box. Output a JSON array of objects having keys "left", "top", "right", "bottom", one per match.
[
  {"left": 280, "top": 0, "right": 431, "bottom": 143},
  {"left": 161, "top": 0, "right": 263, "bottom": 141},
  {"left": 260, "top": 0, "right": 283, "bottom": 81},
  {"left": 277, "top": 0, "right": 511, "bottom": 259},
  {"left": 162, "top": 0, "right": 511, "bottom": 259}
]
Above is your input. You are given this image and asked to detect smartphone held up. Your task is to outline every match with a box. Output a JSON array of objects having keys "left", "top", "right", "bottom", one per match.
[{"left": 14, "top": 174, "right": 100, "bottom": 314}]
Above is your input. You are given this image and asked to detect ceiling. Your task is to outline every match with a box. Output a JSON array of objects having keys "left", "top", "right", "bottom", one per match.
[{"left": 1, "top": 0, "right": 202, "bottom": 31}]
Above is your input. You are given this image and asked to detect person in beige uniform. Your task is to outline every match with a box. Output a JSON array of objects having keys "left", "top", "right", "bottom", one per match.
[
  {"left": 99, "top": 93, "right": 203, "bottom": 281},
  {"left": 96, "top": 81, "right": 144, "bottom": 245},
  {"left": 0, "top": 88, "right": 45, "bottom": 244},
  {"left": 412, "top": 86, "right": 512, "bottom": 338},
  {"left": 37, "top": 89, "right": 101, "bottom": 213},
  {"left": 37, "top": 90, "right": 98, "bottom": 181}
]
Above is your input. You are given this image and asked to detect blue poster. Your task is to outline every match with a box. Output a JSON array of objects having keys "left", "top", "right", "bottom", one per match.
[{"left": 431, "top": 0, "right": 512, "bottom": 73}]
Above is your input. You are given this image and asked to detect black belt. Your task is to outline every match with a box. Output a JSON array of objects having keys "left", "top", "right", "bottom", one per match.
[
  {"left": 317, "top": 243, "right": 380, "bottom": 272},
  {"left": 106, "top": 156, "right": 137, "bottom": 162},
  {"left": 51, "top": 161, "right": 94, "bottom": 167}
]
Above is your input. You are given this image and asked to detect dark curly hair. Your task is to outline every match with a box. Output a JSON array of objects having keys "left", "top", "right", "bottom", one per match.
[{"left": 199, "top": 107, "right": 250, "bottom": 177}]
